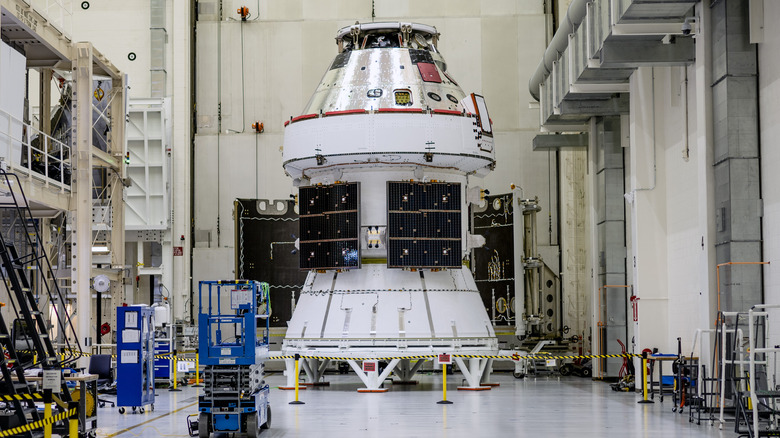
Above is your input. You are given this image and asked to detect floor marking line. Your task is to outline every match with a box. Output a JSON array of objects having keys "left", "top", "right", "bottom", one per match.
[{"left": 105, "top": 401, "right": 198, "bottom": 438}]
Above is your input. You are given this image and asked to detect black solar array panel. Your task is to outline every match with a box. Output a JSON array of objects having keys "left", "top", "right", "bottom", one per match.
[
  {"left": 299, "top": 183, "right": 360, "bottom": 270},
  {"left": 387, "top": 181, "right": 462, "bottom": 268}
]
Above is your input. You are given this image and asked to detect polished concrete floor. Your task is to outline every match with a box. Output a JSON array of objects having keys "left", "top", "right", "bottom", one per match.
[{"left": 95, "top": 373, "right": 730, "bottom": 438}]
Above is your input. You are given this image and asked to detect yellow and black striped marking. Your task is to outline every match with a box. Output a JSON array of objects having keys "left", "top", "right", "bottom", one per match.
[
  {"left": 267, "top": 353, "right": 640, "bottom": 361},
  {"left": 55, "top": 349, "right": 197, "bottom": 363},
  {"left": 1, "top": 392, "right": 43, "bottom": 402},
  {"left": 0, "top": 408, "right": 75, "bottom": 437}
]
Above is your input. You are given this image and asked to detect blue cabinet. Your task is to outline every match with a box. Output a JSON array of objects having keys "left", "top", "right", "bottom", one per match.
[{"left": 116, "top": 306, "right": 155, "bottom": 412}]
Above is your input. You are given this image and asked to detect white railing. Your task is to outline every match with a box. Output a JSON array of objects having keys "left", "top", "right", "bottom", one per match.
[
  {"left": 0, "top": 107, "right": 71, "bottom": 191},
  {"left": 31, "top": 0, "right": 73, "bottom": 39}
]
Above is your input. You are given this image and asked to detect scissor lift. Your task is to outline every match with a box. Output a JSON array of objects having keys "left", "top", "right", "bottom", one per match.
[{"left": 197, "top": 280, "right": 271, "bottom": 438}]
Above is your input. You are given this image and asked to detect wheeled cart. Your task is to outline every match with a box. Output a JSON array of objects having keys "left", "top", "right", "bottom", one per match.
[{"left": 116, "top": 305, "right": 156, "bottom": 414}]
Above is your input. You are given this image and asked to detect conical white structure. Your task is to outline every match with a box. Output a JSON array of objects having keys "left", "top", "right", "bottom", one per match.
[{"left": 281, "top": 22, "right": 498, "bottom": 390}]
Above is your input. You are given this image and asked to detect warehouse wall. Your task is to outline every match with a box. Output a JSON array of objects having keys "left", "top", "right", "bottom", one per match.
[
  {"left": 191, "top": 1, "right": 552, "bottom": 287},
  {"left": 626, "top": 65, "right": 710, "bottom": 355},
  {"left": 64, "top": 1, "right": 192, "bottom": 320},
  {"left": 70, "top": 0, "right": 170, "bottom": 98}
]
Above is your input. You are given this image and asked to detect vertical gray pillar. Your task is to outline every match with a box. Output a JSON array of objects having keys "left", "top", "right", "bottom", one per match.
[
  {"left": 711, "top": 0, "right": 762, "bottom": 311},
  {"left": 594, "top": 116, "right": 627, "bottom": 377}
]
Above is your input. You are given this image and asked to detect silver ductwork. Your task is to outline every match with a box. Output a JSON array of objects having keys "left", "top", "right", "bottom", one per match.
[
  {"left": 530, "top": 0, "right": 697, "bottom": 129},
  {"left": 528, "top": 0, "right": 590, "bottom": 101}
]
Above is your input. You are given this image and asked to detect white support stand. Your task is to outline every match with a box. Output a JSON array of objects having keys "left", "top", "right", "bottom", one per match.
[
  {"left": 393, "top": 358, "right": 426, "bottom": 384},
  {"left": 348, "top": 358, "right": 400, "bottom": 393},
  {"left": 301, "top": 359, "right": 331, "bottom": 386},
  {"left": 479, "top": 358, "right": 499, "bottom": 387},
  {"left": 279, "top": 358, "right": 306, "bottom": 391},
  {"left": 453, "top": 357, "right": 491, "bottom": 391}
]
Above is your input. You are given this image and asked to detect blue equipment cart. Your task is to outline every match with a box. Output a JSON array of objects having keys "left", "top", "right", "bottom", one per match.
[
  {"left": 198, "top": 280, "right": 271, "bottom": 438},
  {"left": 116, "top": 305, "right": 155, "bottom": 414}
]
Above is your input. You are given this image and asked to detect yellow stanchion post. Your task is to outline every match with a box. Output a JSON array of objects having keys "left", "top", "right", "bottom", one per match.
[
  {"left": 169, "top": 350, "right": 181, "bottom": 392},
  {"left": 68, "top": 402, "right": 79, "bottom": 438},
  {"left": 193, "top": 348, "right": 203, "bottom": 387},
  {"left": 43, "top": 389, "right": 52, "bottom": 438},
  {"left": 437, "top": 356, "right": 453, "bottom": 405},
  {"left": 289, "top": 354, "right": 304, "bottom": 405},
  {"left": 638, "top": 351, "right": 654, "bottom": 404}
]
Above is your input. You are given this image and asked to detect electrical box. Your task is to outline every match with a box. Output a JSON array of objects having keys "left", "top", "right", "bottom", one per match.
[{"left": 116, "top": 305, "right": 155, "bottom": 412}]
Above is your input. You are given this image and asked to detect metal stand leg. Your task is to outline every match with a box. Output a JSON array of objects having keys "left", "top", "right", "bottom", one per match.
[
  {"left": 278, "top": 358, "right": 306, "bottom": 391},
  {"left": 454, "top": 358, "right": 491, "bottom": 391}
]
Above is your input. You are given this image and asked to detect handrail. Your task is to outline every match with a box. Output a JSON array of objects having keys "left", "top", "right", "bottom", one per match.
[
  {"left": 31, "top": 0, "right": 73, "bottom": 39},
  {"left": 0, "top": 106, "right": 71, "bottom": 190},
  {"left": 0, "top": 169, "right": 82, "bottom": 366}
]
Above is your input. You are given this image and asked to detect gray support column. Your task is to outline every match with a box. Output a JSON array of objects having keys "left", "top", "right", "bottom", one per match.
[
  {"left": 711, "top": 0, "right": 763, "bottom": 311},
  {"left": 72, "top": 43, "right": 93, "bottom": 359},
  {"left": 593, "top": 117, "right": 628, "bottom": 378}
]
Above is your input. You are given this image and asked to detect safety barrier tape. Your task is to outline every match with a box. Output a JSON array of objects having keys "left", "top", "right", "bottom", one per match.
[
  {"left": 18, "top": 349, "right": 198, "bottom": 364},
  {"left": 265, "top": 353, "right": 641, "bottom": 361},
  {"left": 18, "top": 351, "right": 642, "bottom": 365},
  {"left": 0, "top": 407, "right": 75, "bottom": 437}
]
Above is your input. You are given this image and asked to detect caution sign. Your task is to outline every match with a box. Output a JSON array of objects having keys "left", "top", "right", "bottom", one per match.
[
  {"left": 437, "top": 353, "right": 452, "bottom": 365},
  {"left": 362, "top": 361, "right": 377, "bottom": 372}
]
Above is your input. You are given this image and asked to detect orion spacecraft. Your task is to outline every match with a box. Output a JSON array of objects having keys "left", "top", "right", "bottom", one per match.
[{"left": 281, "top": 22, "right": 499, "bottom": 390}]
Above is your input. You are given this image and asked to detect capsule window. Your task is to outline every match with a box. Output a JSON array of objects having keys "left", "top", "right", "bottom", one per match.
[
  {"left": 367, "top": 88, "right": 382, "bottom": 98},
  {"left": 394, "top": 89, "right": 412, "bottom": 106}
]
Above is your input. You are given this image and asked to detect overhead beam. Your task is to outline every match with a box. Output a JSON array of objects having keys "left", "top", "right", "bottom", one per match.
[
  {"left": 540, "top": 122, "right": 591, "bottom": 133},
  {"left": 533, "top": 133, "right": 588, "bottom": 150},
  {"left": 558, "top": 94, "right": 630, "bottom": 116},
  {"left": 91, "top": 46, "right": 122, "bottom": 79},
  {"left": 611, "top": 23, "right": 688, "bottom": 36},
  {"left": 600, "top": 38, "right": 695, "bottom": 68},
  {"left": 569, "top": 83, "right": 631, "bottom": 94},
  {"left": 91, "top": 267, "right": 121, "bottom": 282},
  {"left": 0, "top": 0, "right": 72, "bottom": 61}
]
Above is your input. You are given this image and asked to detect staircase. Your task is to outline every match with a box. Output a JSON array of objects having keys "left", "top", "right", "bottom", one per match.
[{"left": 0, "top": 168, "right": 81, "bottom": 436}]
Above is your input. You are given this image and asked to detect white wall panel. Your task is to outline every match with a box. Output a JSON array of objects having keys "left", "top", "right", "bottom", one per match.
[
  {"left": 375, "top": 0, "right": 480, "bottom": 18},
  {"left": 301, "top": 0, "right": 372, "bottom": 20},
  {"left": 628, "top": 65, "right": 710, "bottom": 354}
]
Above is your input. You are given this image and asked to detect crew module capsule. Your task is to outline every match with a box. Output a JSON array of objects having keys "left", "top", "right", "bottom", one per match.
[{"left": 281, "top": 22, "right": 499, "bottom": 390}]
